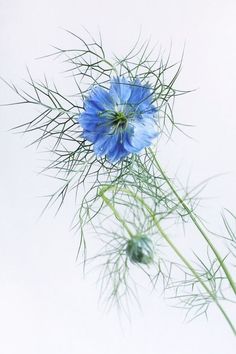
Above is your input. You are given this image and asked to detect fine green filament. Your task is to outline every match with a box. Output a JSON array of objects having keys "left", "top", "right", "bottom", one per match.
[
  {"left": 148, "top": 147, "right": 236, "bottom": 296},
  {"left": 99, "top": 185, "right": 236, "bottom": 336}
]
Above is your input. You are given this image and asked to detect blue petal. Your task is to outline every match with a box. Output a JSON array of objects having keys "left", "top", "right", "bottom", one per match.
[
  {"left": 82, "top": 130, "right": 99, "bottom": 143},
  {"left": 123, "top": 119, "right": 158, "bottom": 153},
  {"left": 90, "top": 86, "right": 114, "bottom": 109},
  {"left": 110, "top": 77, "right": 132, "bottom": 104},
  {"left": 79, "top": 110, "right": 113, "bottom": 135},
  {"left": 107, "top": 136, "right": 129, "bottom": 162},
  {"left": 93, "top": 132, "right": 115, "bottom": 157},
  {"left": 123, "top": 129, "right": 141, "bottom": 153},
  {"left": 79, "top": 112, "right": 100, "bottom": 130},
  {"left": 108, "top": 146, "right": 128, "bottom": 162},
  {"left": 128, "top": 79, "right": 153, "bottom": 107}
]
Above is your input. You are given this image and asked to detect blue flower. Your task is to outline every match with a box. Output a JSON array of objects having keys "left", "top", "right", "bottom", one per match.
[{"left": 78, "top": 76, "right": 158, "bottom": 162}]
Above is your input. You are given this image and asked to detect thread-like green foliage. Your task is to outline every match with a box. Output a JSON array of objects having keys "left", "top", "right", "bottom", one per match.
[{"left": 2, "top": 30, "right": 236, "bottom": 333}]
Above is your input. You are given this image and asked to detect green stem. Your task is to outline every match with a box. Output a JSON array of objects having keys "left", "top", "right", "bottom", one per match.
[
  {"left": 99, "top": 185, "right": 236, "bottom": 336},
  {"left": 100, "top": 186, "right": 134, "bottom": 238},
  {"left": 148, "top": 148, "right": 236, "bottom": 296}
]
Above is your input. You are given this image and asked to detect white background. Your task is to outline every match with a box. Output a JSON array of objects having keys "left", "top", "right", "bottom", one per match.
[{"left": 0, "top": 0, "right": 236, "bottom": 353}]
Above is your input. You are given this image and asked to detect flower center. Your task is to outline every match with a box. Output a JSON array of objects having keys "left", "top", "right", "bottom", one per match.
[{"left": 113, "top": 111, "right": 127, "bottom": 127}]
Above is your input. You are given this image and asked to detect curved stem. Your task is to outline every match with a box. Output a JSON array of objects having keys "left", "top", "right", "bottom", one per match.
[
  {"left": 100, "top": 186, "right": 134, "bottom": 238},
  {"left": 148, "top": 148, "right": 236, "bottom": 296},
  {"left": 99, "top": 185, "right": 236, "bottom": 336}
]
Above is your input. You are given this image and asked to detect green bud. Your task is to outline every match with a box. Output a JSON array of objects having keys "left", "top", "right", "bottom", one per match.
[{"left": 126, "top": 235, "right": 154, "bottom": 265}]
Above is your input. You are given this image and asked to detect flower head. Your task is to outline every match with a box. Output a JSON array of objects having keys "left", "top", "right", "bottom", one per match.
[
  {"left": 78, "top": 76, "right": 158, "bottom": 162},
  {"left": 126, "top": 235, "right": 154, "bottom": 265}
]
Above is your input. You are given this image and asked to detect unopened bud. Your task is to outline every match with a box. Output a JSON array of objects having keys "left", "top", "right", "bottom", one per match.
[{"left": 126, "top": 235, "right": 154, "bottom": 265}]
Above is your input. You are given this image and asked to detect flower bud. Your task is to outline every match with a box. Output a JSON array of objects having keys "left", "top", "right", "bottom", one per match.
[{"left": 126, "top": 235, "right": 154, "bottom": 265}]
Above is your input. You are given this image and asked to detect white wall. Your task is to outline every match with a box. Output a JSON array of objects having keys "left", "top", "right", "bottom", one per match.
[{"left": 0, "top": 1, "right": 236, "bottom": 353}]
